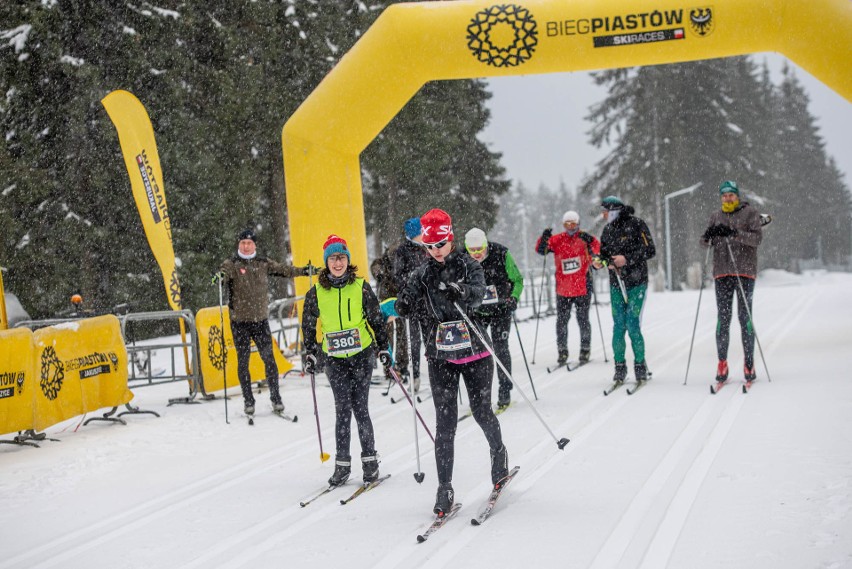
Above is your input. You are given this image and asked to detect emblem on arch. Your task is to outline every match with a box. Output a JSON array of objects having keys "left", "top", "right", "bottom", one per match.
[{"left": 467, "top": 4, "right": 539, "bottom": 67}]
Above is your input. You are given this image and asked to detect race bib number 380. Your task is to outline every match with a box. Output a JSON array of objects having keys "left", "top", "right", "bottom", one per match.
[
  {"left": 435, "top": 320, "right": 472, "bottom": 352},
  {"left": 326, "top": 328, "right": 362, "bottom": 356}
]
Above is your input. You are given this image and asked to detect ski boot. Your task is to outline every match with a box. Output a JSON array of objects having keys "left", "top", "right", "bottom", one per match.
[
  {"left": 328, "top": 456, "right": 351, "bottom": 487},
  {"left": 272, "top": 401, "right": 285, "bottom": 413},
  {"left": 490, "top": 444, "right": 509, "bottom": 486},
  {"left": 557, "top": 350, "right": 569, "bottom": 366},
  {"left": 716, "top": 360, "right": 729, "bottom": 382},
  {"left": 613, "top": 362, "right": 628, "bottom": 383},
  {"left": 412, "top": 374, "right": 421, "bottom": 393},
  {"left": 634, "top": 361, "right": 649, "bottom": 382},
  {"left": 579, "top": 348, "right": 591, "bottom": 364},
  {"left": 361, "top": 452, "right": 380, "bottom": 484},
  {"left": 744, "top": 364, "right": 756, "bottom": 381},
  {"left": 244, "top": 403, "right": 255, "bottom": 416},
  {"left": 497, "top": 384, "right": 511, "bottom": 411},
  {"left": 433, "top": 483, "right": 455, "bottom": 516}
]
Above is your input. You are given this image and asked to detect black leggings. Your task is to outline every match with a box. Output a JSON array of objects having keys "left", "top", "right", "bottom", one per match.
[
  {"left": 481, "top": 316, "right": 513, "bottom": 398},
  {"left": 429, "top": 356, "right": 504, "bottom": 484},
  {"left": 230, "top": 319, "right": 280, "bottom": 406},
  {"left": 326, "top": 347, "right": 376, "bottom": 458},
  {"left": 715, "top": 276, "right": 756, "bottom": 368},
  {"left": 556, "top": 293, "right": 591, "bottom": 353}
]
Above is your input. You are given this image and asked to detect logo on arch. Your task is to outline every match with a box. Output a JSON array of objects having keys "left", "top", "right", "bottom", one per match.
[
  {"left": 467, "top": 4, "right": 539, "bottom": 68},
  {"left": 689, "top": 7, "right": 714, "bottom": 37}
]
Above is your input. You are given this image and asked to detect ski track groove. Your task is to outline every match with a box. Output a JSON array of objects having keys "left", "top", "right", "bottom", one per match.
[
  {"left": 636, "top": 291, "right": 818, "bottom": 569},
  {"left": 586, "top": 291, "right": 814, "bottom": 569},
  {"left": 9, "top": 385, "right": 434, "bottom": 569}
]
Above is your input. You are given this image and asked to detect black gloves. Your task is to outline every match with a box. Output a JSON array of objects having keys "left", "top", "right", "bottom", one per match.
[
  {"left": 579, "top": 232, "right": 594, "bottom": 245},
  {"left": 504, "top": 297, "right": 518, "bottom": 312},
  {"left": 303, "top": 354, "right": 318, "bottom": 375},
  {"left": 536, "top": 228, "right": 552, "bottom": 255},
  {"left": 703, "top": 224, "right": 737, "bottom": 240},
  {"left": 439, "top": 281, "right": 467, "bottom": 301},
  {"left": 378, "top": 350, "right": 393, "bottom": 369},
  {"left": 301, "top": 263, "right": 321, "bottom": 276}
]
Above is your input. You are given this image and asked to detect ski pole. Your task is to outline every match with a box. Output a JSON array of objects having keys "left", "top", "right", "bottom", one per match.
[
  {"left": 309, "top": 371, "right": 331, "bottom": 462},
  {"left": 591, "top": 281, "right": 609, "bottom": 363},
  {"left": 613, "top": 266, "right": 629, "bottom": 304},
  {"left": 684, "top": 246, "right": 712, "bottom": 385},
  {"left": 217, "top": 276, "right": 229, "bottom": 424},
  {"left": 531, "top": 250, "right": 549, "bottom": 364},
  {"left": 383, "top": 319, "right": 397, "bottom": 397},
  {"left": 454, "top": 302, "right": 569, "bottom": 450},
  {"left": 725, "top": 238, "right": 771, "bottom": 382},
  {"left": 386, "top": 365, "right": 434, "bottom": 443},
  {"left": 512, "top": 311, "right": 538, "bottom": 400},
  {"left": 406, "top": 318, "right": 426, "bottom": 483}
]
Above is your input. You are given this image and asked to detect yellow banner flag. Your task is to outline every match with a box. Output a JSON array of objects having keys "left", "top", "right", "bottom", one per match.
[{"left": 101, "top": 90, "right": 182, "bottom": 311}]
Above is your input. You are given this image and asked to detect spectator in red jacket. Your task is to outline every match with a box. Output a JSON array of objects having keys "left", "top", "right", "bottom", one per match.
[{"left": 535, "top": 211, "right": 601, "bottom": 366}]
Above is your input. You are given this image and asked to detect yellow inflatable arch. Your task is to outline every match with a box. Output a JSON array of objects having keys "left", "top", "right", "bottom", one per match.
[{"left": 282, "top": 0, "right": 851, "bottom": 296}]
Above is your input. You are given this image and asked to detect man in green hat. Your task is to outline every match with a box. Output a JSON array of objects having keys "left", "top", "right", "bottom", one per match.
[{"left": 700, "top": 180, "right": 763, "bottom": 384}]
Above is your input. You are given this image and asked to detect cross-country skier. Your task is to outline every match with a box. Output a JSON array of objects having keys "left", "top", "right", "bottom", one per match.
[
  {"left": 464, "top": 227, "right": 524, "bottom": 410},
  {"left": 395, "top": 209, "right": 509, "bottom": 517},
  {"left": 217, "top": 228, "right": 316, "bottom": 416},
  {"left": 301, "top": 235, "right": 390, "bottom": 486},
  {"left": 393, "top": 217, "right": 429, "bottom": 390},
  {"left": 535, "top": 211, "right": 601, "bottom": 367},
  {"left": 700, "top": 180, "right": 763, "bottom": 383},
  {"left": 592, "top": 197, "right": 656, "bottom": 384}
]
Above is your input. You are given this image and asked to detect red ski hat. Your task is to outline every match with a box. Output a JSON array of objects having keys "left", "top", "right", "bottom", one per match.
[
  {"left": 322, "top": 234, "right": 350, "bottom": 265},
  {"left": 420, "top": 209, "right": 454, "bottom": 244}
]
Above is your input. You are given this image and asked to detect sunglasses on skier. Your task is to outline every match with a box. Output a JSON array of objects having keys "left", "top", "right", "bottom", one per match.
[{"left": 422, "top": 239, "right": 449, "bottom": 250}]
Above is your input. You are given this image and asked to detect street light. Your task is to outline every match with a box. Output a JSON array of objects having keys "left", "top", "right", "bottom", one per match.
[{"left": 664, "top": 182, "right": 702, "bottom": 291}]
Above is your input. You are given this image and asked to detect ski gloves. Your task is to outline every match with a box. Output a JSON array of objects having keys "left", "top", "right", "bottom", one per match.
[
  {"left": 303, "top": 354, "right": 318, "bottom": 375},
  {"left": 438, "top": 281, "right": 468, "bottom": 301},
  {"left": 301, "top": 263, "right": 322, "bottom": 276},
  {"left": 536, "top": 228, "right": 553, "bottom": 255},
  {"left": 211, "top": 271, "right": 226, "bottom": 285},
  {"left": 702, "top": 224, "right": 737, "bottom": 241},
  {"left": 377, "top": 350, "right": 393, "bottom": 370}
]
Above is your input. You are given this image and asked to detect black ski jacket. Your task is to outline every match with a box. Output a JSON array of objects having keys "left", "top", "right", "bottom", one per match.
[
  {"left": 395, "top": 248, "right": 489, "bottom": 361},
  {"left": 392, "top": 239, "right": 429, "bottom": 292},
  {"left": 599, "top": 206, "right": 656, "bottom": 289}
]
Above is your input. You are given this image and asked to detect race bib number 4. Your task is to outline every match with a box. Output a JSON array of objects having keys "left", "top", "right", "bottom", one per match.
[
  {"left": 482, "top": 284, "right": 499, "bottom": 305},
  {"left": 326, "top": 328, "right": 362, "bottom": 356},
  {"left": 435, "top": 320, "right": 472, "bottom": 352},
  {"left": 561, "top": 256, "right": 581, "bottom": 275}
]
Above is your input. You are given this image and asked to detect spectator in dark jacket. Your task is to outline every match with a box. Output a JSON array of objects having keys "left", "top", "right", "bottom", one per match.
[
  {"left": 218, "top": 228, "right": 316, "bottom": 416},
  {"left": 393, "top": 217, "right": 429, "bottom": 386},
  {"left": 593, "top": 196, "right": 656, "bottom": 384},
  {"left": 700, "top": 180, "right": 763, "bottom": 383}
]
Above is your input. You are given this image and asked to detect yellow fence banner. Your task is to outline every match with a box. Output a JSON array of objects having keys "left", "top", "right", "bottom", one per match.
[
  {"left": 0, "top": 327, "right": 36, "bottom": 435},
  {"left": 33, "top": 315, "right": 132, "bottom": 431},
  {"left": 195, "top": 306, "right": 292, "bottom": 393}
]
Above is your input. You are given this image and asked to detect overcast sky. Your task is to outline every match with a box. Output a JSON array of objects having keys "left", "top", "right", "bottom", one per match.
[{"left": 481, "top": 54, "right": 852, "bottom": 196}]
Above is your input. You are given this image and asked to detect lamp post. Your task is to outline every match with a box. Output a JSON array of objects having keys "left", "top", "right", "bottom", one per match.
[{"left": 664, "top": 182, "right": 702, "bottom": 291}]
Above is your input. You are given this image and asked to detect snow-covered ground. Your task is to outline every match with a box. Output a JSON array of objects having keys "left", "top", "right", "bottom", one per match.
[{"left": 2, "top": 270, "right": 851, "bottom": 569}]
